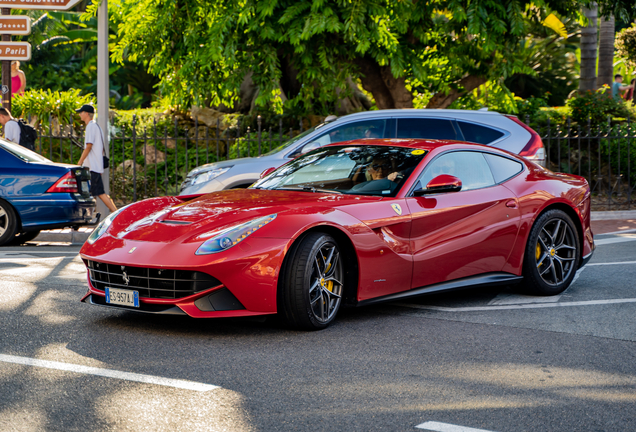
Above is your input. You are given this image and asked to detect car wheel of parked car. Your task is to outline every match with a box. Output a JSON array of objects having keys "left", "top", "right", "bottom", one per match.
[
  {"left": 279, "top": 232, "right": 344, "bottom": 330},
  {"left": 522, "top": 209, "right": 580, "bottom": 295},
  {"left": 9, "top": 230, "right": 41, "bottom": 246},
  {"left": 0, "top": 200, "right": 18, "bottom": 247}
]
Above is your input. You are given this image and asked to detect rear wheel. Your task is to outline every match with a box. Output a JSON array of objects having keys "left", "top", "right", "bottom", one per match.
[
  {"left": 522, "top": 209, "right": 580, "bottom": 295},
  {"left": 0, "top": 200, "right": 18, "bottom": 247},
  {"left": 279, "top": 232, "right": 344, "bottom": 330}
]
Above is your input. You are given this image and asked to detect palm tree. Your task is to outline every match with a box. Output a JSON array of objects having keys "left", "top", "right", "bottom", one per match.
[
  {"left": 598, "top": 15, "right": 615, "bottom": 89},
  {"left": 579, "top": 4, "right": 598, "bottom": 92}
]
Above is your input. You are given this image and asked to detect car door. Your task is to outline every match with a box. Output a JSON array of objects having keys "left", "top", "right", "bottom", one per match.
[{"left": 406, "top": 150, "right": 521, "bottom": 289}]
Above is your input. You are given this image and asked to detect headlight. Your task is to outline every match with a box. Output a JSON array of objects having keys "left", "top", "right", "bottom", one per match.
[
  {"left": 86, "top": 205, "right": 130, "bottom": 244},
  {"left": 191, "top": 167, "right": 232, "bottom": 186},
  {"left": 195, "top": 214, "right": 277, "bottom": 255}
]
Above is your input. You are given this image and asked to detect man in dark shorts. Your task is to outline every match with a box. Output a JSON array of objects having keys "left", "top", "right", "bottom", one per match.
[{"left": 76, "top": 104, "right": 117, "bottom": 213}]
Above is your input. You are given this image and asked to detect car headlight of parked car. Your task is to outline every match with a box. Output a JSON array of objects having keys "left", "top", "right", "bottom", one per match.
[
  {"left": 191, "top": 167, "right": 232, "bottom": 186},
  {"left": 195, "top": 214, "right": 277, "bottom": 255},
  {"left": 87, "top": 205, "right": 130, "bottom": 244}
]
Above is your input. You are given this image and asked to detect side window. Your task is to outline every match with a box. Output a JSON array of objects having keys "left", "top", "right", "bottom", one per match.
[
  {"left": 484, "top": 153, "right": 523, "bottom": 183},
  {"left": 397, "top": 118, "right": 458, "bottom": 140},
  {"left": 457, "top": 121, "right": 505, "bottom": 144},
  {"left": 418, "top": 151, "right": 495, "bottom": 192},
  {"left": 293, "top": 119, "right": 387, "bottom": 156}
]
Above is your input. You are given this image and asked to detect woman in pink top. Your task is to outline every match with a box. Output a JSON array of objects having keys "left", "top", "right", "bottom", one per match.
[{"left": 10, "top": 61, "right": 26, "bottom": 97}]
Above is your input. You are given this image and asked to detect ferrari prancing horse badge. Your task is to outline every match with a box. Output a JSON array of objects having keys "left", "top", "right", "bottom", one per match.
[{"left": 391, "top": 204, "right": 402, "bottom": 215}]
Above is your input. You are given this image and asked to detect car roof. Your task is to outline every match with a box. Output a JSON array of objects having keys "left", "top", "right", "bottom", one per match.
[
  {"left": 326, "top": 109, "right": 507, "bottom": 124},
  {"left": 325, "top": 138, "right": 505, "bottom": 153}
]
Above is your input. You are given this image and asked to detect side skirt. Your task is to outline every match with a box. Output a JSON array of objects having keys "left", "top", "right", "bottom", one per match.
[{"left": 357, "top": 273, "right": 524, "bottom": 307}]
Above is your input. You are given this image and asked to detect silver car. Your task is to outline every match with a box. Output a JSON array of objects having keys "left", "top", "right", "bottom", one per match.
[{"left": 179, "top": 109, "right": 545, "bottom": 195}]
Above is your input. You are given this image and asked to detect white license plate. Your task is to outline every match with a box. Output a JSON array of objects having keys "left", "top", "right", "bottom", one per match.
[
  {"left": 81, "top": 181, "right": 89, "bottom": 193},
  {"left": 105, "top": 287, "right": 139, "bottom": 307}
]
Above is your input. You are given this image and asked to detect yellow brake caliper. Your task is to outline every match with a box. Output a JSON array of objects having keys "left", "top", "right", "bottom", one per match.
[
  {"left": 324, "top": 257, "right": 334, "bottom": 292},
  {"left": 536, "top": 242, "right": 542, "bottom": 268}
]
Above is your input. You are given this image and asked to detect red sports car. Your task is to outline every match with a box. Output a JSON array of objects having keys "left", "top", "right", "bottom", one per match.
[{"left": 80, "top": 139, "right": 594, "bottom": 330}]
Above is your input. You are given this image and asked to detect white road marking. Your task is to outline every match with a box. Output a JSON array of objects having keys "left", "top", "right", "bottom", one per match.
[
  {"left": 0, "top": 354, "right": 219, "bottom": 392},
  {"left": 395, "top": 298, "right": 636, "bottom": 312},
  {"left": 587, "top": 260, "right": 636, "bottom": 266},
  {"left": 415, "top": 421, "right": 496, "bottom": 432},
  {"left": 595, "top": 234, "right": 636, "bottom": 245},
  {"left": 488, "top": 292, "right": 561, "bottom": 306}
]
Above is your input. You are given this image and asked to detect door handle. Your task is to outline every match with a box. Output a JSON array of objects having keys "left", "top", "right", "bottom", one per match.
[{"left": 505, "top": 199, "right": 518, "bottom": 209}]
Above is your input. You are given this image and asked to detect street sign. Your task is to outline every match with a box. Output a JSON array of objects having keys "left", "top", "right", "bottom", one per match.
[
  {"left": 0, "top": 41, "right": 30, "bottom": 61},
  {"left": 0, "top": 0, "right": 82, "bottom": 10},
  {"left": 0, "top": 16, "right": 30, "bottom": 35}
]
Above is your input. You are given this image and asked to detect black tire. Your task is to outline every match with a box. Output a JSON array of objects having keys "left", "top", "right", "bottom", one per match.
[
  {"left": 0, "top": 200, "right": 18, "bottom": 247},
  {"left": 279, "top": 232, "right": 344, "bottom": 330},
  {"left": 8, "top": 230, "right": 41, "bottom": 246},
  {"left": 522, "top": 209, "right": 580, "bottom": 295}
]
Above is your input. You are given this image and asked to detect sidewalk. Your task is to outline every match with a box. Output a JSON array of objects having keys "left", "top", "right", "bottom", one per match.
[{"left": 29, "top": 210, "right": 636, "bottom": 244}]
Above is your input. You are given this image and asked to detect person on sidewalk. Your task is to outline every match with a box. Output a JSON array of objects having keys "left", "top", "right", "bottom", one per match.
[
  {"left": 11, "top": 61, "right": 26, "bottom": 97},
  {"left": 0, "top": 107, "right": 20, "bottom": 144},
  {"left": 76, "top": 104, "right": 117, "bottom": 213},
  {"left": 623, "top": 78, "right": 635, "bottom": 101},
  {"left": 612, "top": 74, "right": 633, "bottom": 100}
]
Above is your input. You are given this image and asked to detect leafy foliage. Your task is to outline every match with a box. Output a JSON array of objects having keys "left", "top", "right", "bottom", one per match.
[
  {"left": 616, "top": 24, "right": 636, "bottom": 70},
  {"left": 110, "top": 0, "right": 589, "bottom": 112},
  {"left": 11, "top": 89, "right": 94, "bottom": 130},
  {"left": 566, "top": 86, "right": 632, "bottom": 127}
]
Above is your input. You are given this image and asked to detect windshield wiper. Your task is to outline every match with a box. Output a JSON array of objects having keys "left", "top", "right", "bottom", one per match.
[{"left": 271, "top": 186, "right": 342, "bottom": 194}]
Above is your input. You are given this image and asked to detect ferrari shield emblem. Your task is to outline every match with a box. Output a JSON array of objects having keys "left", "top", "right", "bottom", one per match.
[
  {"left": 128, "top": 247, "right": 137, "bottom": 254},
  {"left": 391, "top": 204, "right": 402, "bottom": 215}
]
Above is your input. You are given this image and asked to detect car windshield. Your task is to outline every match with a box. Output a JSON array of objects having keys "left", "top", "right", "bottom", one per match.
[
  {"left": 252, "top": 144, "right": 428, "bottom": 197},
  {"left": 0, "top": 138, "right": 51, "bottom": 163},
  {"left": 262, "top": 124, "right": 322, "bottom": 156}
]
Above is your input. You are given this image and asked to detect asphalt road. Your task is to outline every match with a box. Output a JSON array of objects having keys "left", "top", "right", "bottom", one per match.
[{"left": 0, "top": 230, "right": 635, "bottom": 432}]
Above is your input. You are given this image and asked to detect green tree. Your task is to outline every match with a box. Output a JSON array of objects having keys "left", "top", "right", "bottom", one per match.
[{"left": 111, "top": 0, "right": 635, "bottom": 113}]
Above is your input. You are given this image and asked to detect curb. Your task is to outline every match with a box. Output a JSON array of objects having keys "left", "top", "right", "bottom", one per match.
[
  {"left": 590, "top": 210, "right": 636, "bottom": 221},
  {"left": 33, "top": 227, "right": 93, "bottom": 244},
  {"left": 32, "top": 210, "right": 636, "bottom": 244}
]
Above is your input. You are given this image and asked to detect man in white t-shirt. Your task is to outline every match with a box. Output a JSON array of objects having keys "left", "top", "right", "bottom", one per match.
[
  {"left": 0, "top": 107, "right": 20, "bottom": 144},
  {"left": 76, "top": 104, "right": 117, "bottom": 213}
]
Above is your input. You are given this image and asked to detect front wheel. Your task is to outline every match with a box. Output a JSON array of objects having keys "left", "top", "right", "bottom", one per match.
[
  {"left": 0, "top": 200, "right": 18, "bottom": 247},
  {"left": 279, "top": 232, "right": 344, "bottom": 330},
  {"left": 522, "top": 209, "right": 580, "bottom": 295}
]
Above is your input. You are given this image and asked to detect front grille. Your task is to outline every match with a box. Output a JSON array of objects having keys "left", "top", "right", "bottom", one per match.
[{"left": 85, "top": 260, "right": 222, "bottom": 299}]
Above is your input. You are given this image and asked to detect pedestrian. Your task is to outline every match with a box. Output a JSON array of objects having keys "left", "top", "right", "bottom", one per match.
[
  {"left": 623, "top": 78, "right": 635, "bottom": 101},
  {"left": 76, "top": 104, "right": 117, "bottom": 213},
  {"left": 11, "top": 61, "right": 26, "bottom": 97},
  {"left": 612, "top": 74, "right": 633, "bottom": 100},
  {"left": 0, "top": 107, "right": 20, "bottom": 144}
]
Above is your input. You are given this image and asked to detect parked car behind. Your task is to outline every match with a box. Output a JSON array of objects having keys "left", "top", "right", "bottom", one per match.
[
  {"left": 0, "top": 139, "right": 97, "bottom": 246},
  {"left": 179, "top": 109, "right": 545, "bottom": 195}
]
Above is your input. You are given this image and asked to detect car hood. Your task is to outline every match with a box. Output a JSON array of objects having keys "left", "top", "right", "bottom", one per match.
[
  {"left": 108, "top": 189, "right": 379, "bottom": 243},
  {"left": 189, "top": 155, "right": 276, "bottom": 175}
]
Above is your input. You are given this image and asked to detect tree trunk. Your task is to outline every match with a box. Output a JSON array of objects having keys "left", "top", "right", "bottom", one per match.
[
  {"left": 598, "top": 14, "right": 615, "bottom": 89},
  {"left": 426, "top": 76, "right": 488, "bottom": 109},
  {"left": 355, "top": 56, "right": 413, "bottom": 109},
  {"left": 579, "top": 4, "right": 598, "bottom": 92}
]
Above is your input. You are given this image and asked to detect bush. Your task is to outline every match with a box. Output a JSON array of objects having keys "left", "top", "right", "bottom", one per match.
[
  {"left": 11, "top": 88, "right": 94, "bottom": 131},
  {"left": 566, "top": 86, "right": 631, "bottom": 129}
]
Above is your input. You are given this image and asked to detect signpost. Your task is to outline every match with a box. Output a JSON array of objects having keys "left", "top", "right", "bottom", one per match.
[
  {"left": 0, "top": 0, "right": 81, "bottom": 110},
  {"left": 0, "top": 16, "right": 30, "bottom": 35},
  {"left": 0, "top": 0, "right": 83, "bottom": 10}
]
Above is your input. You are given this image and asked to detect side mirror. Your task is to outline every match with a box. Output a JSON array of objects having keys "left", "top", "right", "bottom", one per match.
[
  {"left": 289, "top": 141, "right": 320, "bottom": 159},
  {"left": 260, "top": 167, "right": 276, "bottom": 178},
  {"left": 413, "top": 174, "right": 462, "bottom": 196}
]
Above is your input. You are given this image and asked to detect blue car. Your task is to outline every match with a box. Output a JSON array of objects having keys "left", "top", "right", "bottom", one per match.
[{"left": 0, "top": 139, "right": 97, "bottom": 246}]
